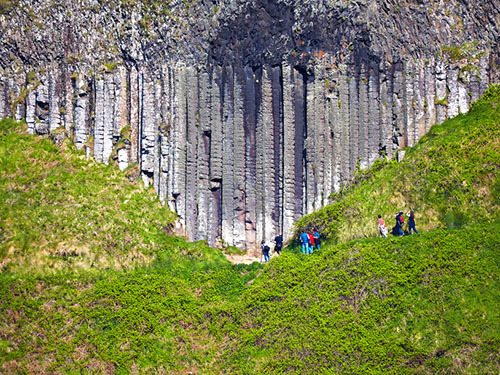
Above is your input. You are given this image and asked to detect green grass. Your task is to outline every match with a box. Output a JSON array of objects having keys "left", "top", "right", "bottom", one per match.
[
  {"left": 221, "top": 225, "right": 500, "bottom": 374},
  {"left": 1, "top": 85, "right": 499, "bottom": 373},
  {"left": 0, "top": 119, "right": 178, "bottom": 273},
  {"left": 295, "top": 84, "right": 500, "bottom": 243}
]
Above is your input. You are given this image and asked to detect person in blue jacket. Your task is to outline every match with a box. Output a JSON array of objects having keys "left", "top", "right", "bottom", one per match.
[
  {"left": 313, "top": 230, "right": 321, "bottom": 251},
  {"left": 300, "top": 231, "right": 310, "bottom": 254}
]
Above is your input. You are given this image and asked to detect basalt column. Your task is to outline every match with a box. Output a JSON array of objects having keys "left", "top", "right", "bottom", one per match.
[
  {"left": 233, "top": 69, "right": 247, "bottom": 248},
  {"left": 244, "top": 66, "right": 258, "bottom": 247}
]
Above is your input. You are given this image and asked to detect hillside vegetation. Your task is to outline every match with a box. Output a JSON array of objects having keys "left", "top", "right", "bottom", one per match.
[
  {"left": 0, "top": 119, "right": 179, "bottom": 273},
  {"left": 1, "top": 86, "right": 499, "bottom": 374},
  {"left": 295, "top": 85, "right": 500, "bottom": 243}
]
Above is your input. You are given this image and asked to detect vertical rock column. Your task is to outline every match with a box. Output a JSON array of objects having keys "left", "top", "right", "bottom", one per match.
[
  {"left": 63, "top": 68, "right": 74, "bottom": 133},
  {"left": 447, "top": 67, "right": 459, "bottom": 118},
  {"left": 312, "top": 65, "right": 327, "bottom": 210},
  {"left": 305, "top": 72, "right": 316, "bottom": 214},
  {"left": 368, "top": 64, "right": 381, "bottom": 166},
  {"left": 243, "top": 66, "right": 257, "bottom": 247},
  {"left": 403, "top": 61, "right": 416, "bottom": 147},
  {"left": 435, "top": 60, "right": 448, "bottom": 125},
  {"left": 185, "top": 66, "right": 199, "bottom": 241},
  {"left": 271, "top": 65, "right": 284, "bottom": 236},
  {"left": 348, "top": 67, "right": 359, "bottom": 173},
  {"left": 139, "top": 75, "right": 158, "bottom": 186},
  {"left": 129, "top": 67, "right": 140, "bottom": 164},
  {"left": 233, "top": 69, "right": 247, "bottom": 247},
  {"left": 94, "top": 78, "right": 105, "bottom": 162},
  {"left": 196, "top": 70, "right": 212, "bottom": 241},
  {"left": 293, "top": 67, "right": 306, "bottom": 220},
  {"left": 171, "top": 64, "right": 188, "bottom": 229},
  {"left": 325, "top": 69, "right": 340, "bottom": 192},
  {"left": 255, "top": 66, "right": 265, "bottom": 242},
  {"left": 221, "top": 66, "right": 235, "bottom": 245},
  {"left": 158, "top": 65, "right": 172, "bottom": 204},
  {"left": 26, "top": 75, "right": 37, "bottom": 135},
  {"left": 116, "top": 67, "right": 129, "bottom": 171},
  {"left": 208, "top": 66, "right": 223, "bottom": 245},
  {"left": 48, "top": 71, "right": 61, "bottom": 132},
  {"left": 379, "top": 62, "right": 393, "bottom": 158},
  {"left": 73, "top": 74, "right": 90, "bottom": 149},
  {"left": 414, "top": 63, "right": 426, "bottom": 142},
  {"left": 281, "top": 64, "right": 296, "bottom": 240},
  {"left": 392, "top": 63, "right": 404, "bottom": 148},
  {"left": 102, "top": 73, "right": 116, "bottom": 164},
  {"left": 424, "top": 60, "right": 436, "bottom": 134},
  {"left": 260, "top": 66, "right": 278, "bottom": 241},
  {"left": 479, "top": 54, "right": 490, "bottom": 96},
  {"left": 358, "top": 66, "right": 369, "bottom": 169}
]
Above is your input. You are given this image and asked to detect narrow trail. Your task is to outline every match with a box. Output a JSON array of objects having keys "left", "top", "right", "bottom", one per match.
[{"left": 224, "top": 253, "right": 261, "bottom": 265}]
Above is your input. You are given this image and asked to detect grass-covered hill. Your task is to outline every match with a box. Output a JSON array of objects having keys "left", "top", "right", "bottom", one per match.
[
  {"left": 0, "top": 119, "right": 261, "bottom": 373},
  {"left": 295, "top": 85, "right": 500, "bottom": 243},
  {"left": 0, "top": 119, "right": 179, "bottom": 273},
  {"left": 1, "top": 86, "right": 499, "bottom": 374}
]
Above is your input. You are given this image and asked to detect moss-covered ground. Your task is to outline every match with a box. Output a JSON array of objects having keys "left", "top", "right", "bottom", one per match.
[{"left": 0, "top": 86, "right": 499, "bottom": 373}]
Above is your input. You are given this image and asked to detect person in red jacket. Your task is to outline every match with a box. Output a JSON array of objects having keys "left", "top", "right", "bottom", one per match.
[{"left": 307, "top": 232, "right": 315, "bottom": 254}]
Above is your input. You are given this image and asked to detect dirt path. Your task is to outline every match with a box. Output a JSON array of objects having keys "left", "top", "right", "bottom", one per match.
[{"left": 224, "top": 253, "right": 261, "bottom": 264}]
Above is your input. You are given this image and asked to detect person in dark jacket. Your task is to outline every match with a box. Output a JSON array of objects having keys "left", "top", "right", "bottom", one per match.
[
  {"left": 260, "top": 240, "right": 270, "bottom": 263},
  {"left": 274, "top": 234, "right": 283, "bottom": 255},
  {"left": 395, "top": 211, "right": 404, "bottom": 236},
  {"left": 407, "top": 209, "right": 419, "bottom": 234},
  {"left": 313, "top": 230, "right": 321, "bottom": 250}
]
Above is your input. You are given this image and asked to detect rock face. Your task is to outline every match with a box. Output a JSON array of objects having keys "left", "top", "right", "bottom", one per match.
[{"left": 1, "top": 0, "right": 499, "bottom": 249}]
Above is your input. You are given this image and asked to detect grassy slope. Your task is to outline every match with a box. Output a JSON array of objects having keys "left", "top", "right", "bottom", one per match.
[
  {"left": 221, "top": 86, "right": 500, "bottom": 373},
  {"left": 223, "top": 226, "right": 500, "bottom": 374},
  {"left": 0, "top": 119, "right": 179, "bottom": 273},
  {"left": 0, "top": 86, "right": 499, "bottom": 374},
  {"left": 0, "top": 119, "right": 260, "bottom": 373},
  {"left": 295, "top": 85, "right": 500, "bottom": 242}
]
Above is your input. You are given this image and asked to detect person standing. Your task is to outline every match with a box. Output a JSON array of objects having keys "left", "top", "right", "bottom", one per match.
[
  {"left": 407, "top": 209, "right": 419, "bottom": 234},
  {"left": 260, "top": 240, "right": 270, "bottom": 263},
  {"left": 307, "top": 232, "right": 315, "bottom": 254},
  {"left": 274, "top": 234, "right": 283, "bottom": 255},
  {"left": 300, "top": 231, "right": 309, "bottom": 254},
  {"left": 378, "top": 215, "right": 388, "bottom": 238},
  {"left": 395, "top": 211, "right": 404, "bottom": 236},
  {"left": 313, "top": 230, "right": 321, "bottom": 250}
]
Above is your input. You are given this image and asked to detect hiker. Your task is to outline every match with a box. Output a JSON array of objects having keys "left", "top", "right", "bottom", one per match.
[
  {"left": 378, "top": 215, "right": 388, "bottom": 238},
  {"left": 313, "top": 230, "right": 321, "bottom": 250},
  {"left": 308, "top": 232, "right": 315, "bottom": 254},
  {"left": 395, "top": 211, "right": 404, "bottom": 236},
  {"left": 274, "top": 234, "right": 283, "bottom": 255},
  {"left": 407, "top": 209, "right": 419, "bottom": 234},
  {"left": 300, "top": 231, "right": 310, "bottom": 254},
  {"left": 260, "top": 240, "right": 270, "bottom": 263}
]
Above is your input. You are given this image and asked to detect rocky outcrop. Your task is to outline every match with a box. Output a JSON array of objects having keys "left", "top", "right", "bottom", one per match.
[{"left": 1, "top": 0, "right": 499, "bottom": 249}]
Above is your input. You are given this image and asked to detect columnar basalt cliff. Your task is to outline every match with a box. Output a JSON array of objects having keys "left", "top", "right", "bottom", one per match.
[{"left": 1, "top": 0, "right": 499, "bottom": 249}]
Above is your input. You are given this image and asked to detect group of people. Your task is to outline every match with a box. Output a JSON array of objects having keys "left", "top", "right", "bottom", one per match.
[
  {"left": 378, "top": 209, "right": 419, "bottom": 237},
  {"left": 259, "top": 209, "right": 417, "bottom": 263},
  {"left": 299, "top": 230, "right": 321, "bottom": 255},
  {"left": 260, "top": 234, "right": 283, "bottom": 263}
]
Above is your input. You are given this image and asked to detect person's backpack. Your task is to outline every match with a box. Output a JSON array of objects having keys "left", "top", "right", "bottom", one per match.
[{"left": 263, "top": 245, "right": 270, "bottom": 253}]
